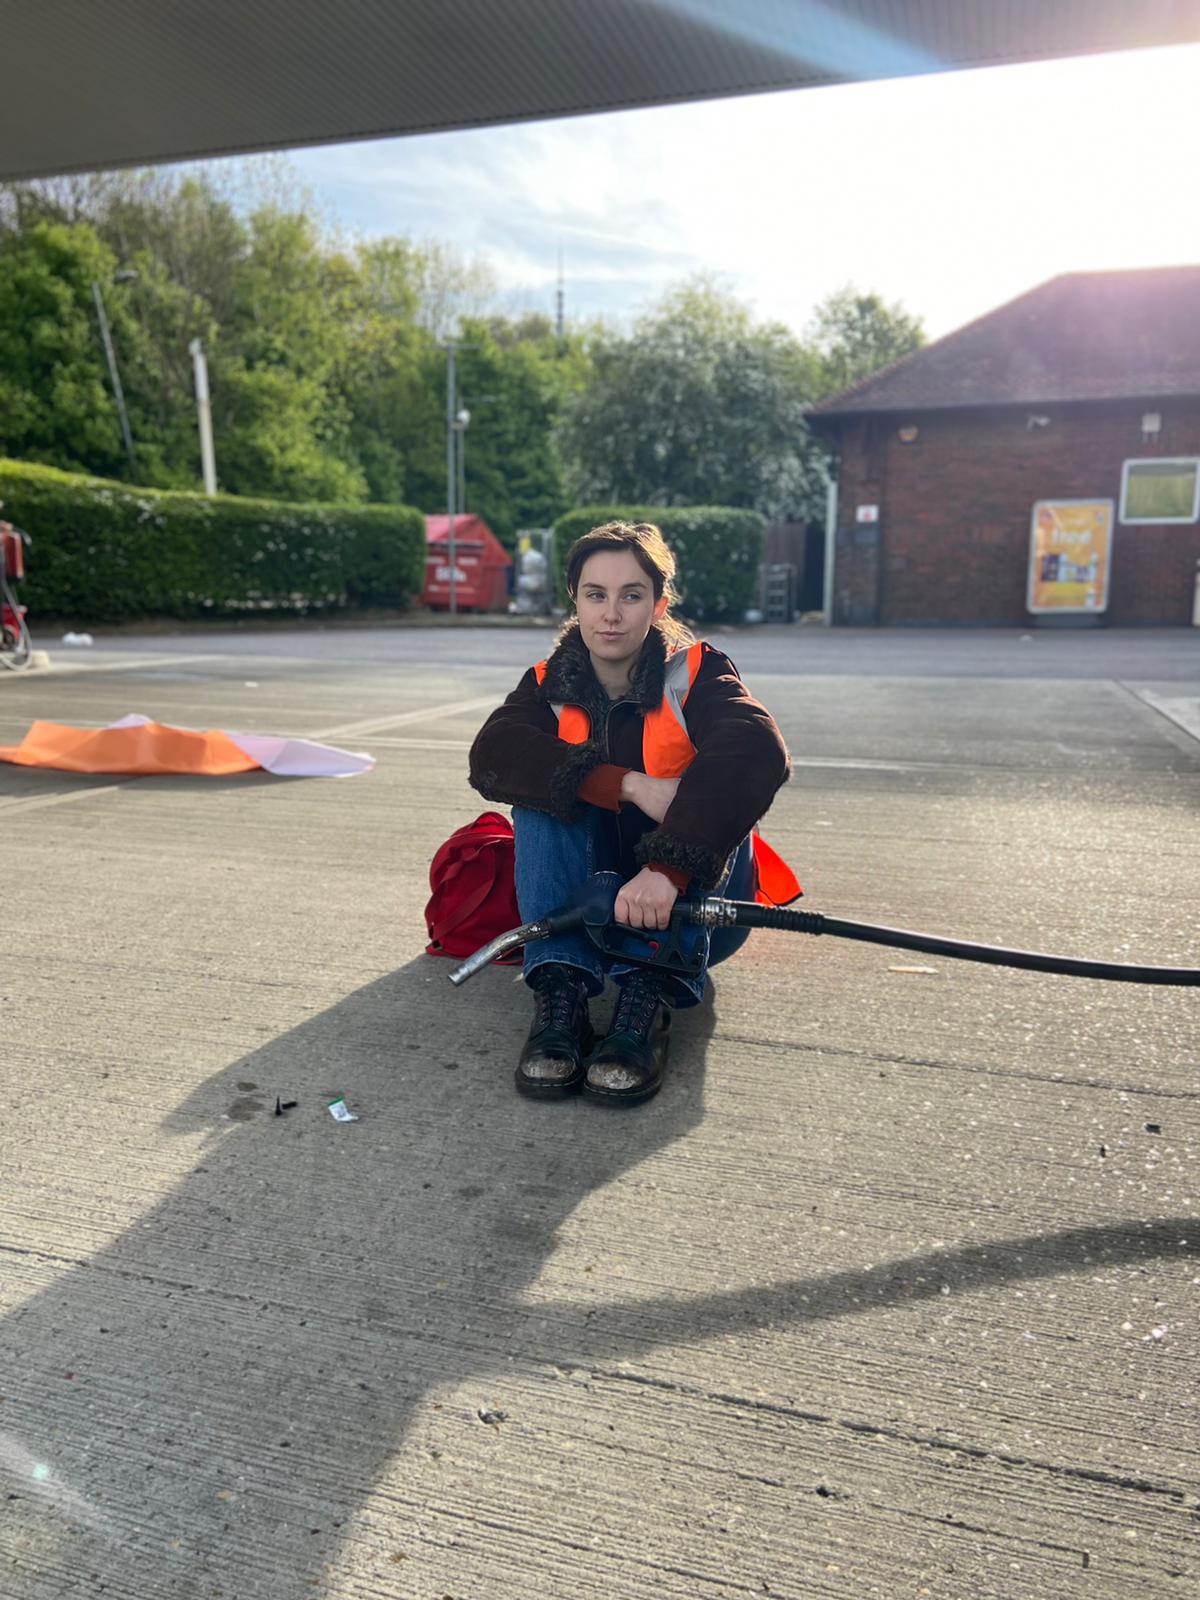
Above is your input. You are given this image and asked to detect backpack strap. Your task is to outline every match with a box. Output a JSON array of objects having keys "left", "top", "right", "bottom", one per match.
[{"left": 428, "top": 849, "right": 504, "bottom": 942}]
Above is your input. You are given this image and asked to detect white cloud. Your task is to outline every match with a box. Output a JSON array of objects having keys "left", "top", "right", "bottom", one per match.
[{"left": 283, "top": 41, "right": 1200, "bottom": 337}]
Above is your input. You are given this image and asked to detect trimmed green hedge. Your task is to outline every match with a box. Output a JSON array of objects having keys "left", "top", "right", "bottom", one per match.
[
  {"left": 0, "top": 458, "right": 427, "bottom": 622},
  {"left": 552, "top": 505, "right": 765, "bottom": 622}
]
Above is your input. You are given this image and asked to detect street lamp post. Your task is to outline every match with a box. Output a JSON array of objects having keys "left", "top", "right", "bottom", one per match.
[
  {"left": 454, "top": 405, "right": 470, "bottom": 518},
  {"left": 445, "top": 345, "right": 459, "bottom": 614},
  {"left": 91, "top": 270, "right": 138, "bottom": 477},
  {"left": 453, "top": 391, "right": 495, "bottom": 524},
  {"left": 442, "top": 341, "right": 479, "bottom": 615}
]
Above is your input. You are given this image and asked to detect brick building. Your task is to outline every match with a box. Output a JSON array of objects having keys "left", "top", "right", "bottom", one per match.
[{"left": 810, "top": 267, "right": 1200, "bottom": 625}]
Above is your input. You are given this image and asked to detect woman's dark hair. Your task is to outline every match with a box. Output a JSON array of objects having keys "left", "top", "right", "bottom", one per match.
[{"left": 564, "top": 521, "right": 694, "bottom": 648}]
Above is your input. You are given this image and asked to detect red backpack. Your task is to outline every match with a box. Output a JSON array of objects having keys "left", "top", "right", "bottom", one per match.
[{"left": 424, "top": 811, "right": 522, "bottom": 961}]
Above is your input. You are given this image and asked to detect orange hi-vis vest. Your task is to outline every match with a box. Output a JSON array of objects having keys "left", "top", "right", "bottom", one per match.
[{"left": 534, "top": 643, "right": 801, "bottom": 906}]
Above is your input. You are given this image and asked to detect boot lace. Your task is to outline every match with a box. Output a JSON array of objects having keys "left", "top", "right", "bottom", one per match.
[
  {"left": 611, "top": 972, "right": 662, "bottom": 1038},
  {"left": 534, "top": 971, "right": 581, "bottom": 1032}
]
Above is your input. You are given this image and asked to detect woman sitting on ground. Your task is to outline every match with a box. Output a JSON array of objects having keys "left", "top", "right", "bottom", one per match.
[{"left": 468, "top": 520, "right": 793, "bottom": 1106}]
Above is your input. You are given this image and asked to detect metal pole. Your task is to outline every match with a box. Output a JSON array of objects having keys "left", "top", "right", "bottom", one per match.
[
  {"left": 188, "top": 338, "right": 217, "bottom": 495},
  {"left": 445, "top": 344, "right": 457, "bottom": 615},
  {"left": 822, "top": 470, "right": 838, "bottom": 625},
  {"left": 457, "top": 417, "right": 466, "bottom": 520},
  {"left": 92, "top": 281, "right": 136, "bottom": 477}
]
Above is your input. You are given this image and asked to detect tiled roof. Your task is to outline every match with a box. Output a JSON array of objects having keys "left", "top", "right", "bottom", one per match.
[{"left": 812, "top": 267, "right": 1200, "bottom": 416}]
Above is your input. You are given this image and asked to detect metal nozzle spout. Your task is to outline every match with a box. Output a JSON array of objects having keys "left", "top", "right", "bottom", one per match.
[{"left": 447, "top": 919, "right": 550, "bottom": 985}]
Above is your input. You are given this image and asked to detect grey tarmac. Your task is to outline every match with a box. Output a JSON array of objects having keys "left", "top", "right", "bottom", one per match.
[{"left": 1, "top": 623, "right": 1197, "bottom": 1599}]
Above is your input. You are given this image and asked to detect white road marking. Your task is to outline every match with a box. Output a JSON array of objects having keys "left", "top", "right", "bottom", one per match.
[
  {"left": 1130, "top": 689, "right": 1200, "bottom": 746},
  {"left": 791, "top": 755, "right": 956, "bottom": 772},
  {"left": 0, "top": 784, "right": 124, "bottom": 814},
  {"left": 368, "top": 736, "right": 474, "bottom": 751},
  {"left": 362, "top": 739, "right": 951, "bottom": 772},
  {"left": 40, "top": 653, "right": 225, "bottom": 675},
  {"left": 306, "top": 695, "right": 498, "bottom": 741}
]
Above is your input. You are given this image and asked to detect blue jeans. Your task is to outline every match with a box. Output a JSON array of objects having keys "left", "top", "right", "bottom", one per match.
[{"left": 513, "top": 803, "right": 754, "bottom": 1007}]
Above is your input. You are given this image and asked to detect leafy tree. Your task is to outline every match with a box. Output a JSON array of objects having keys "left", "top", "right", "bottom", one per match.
[
  {"left": 558, "top": 279, "right": 827, "bottom": 523},
  {"left": 441, "top": 318, "right": 578, "bottom": 545},
  {"left": 0, "top": 222, "right": 129, "bottom": 476},
  {"left": 0, "top": 163, "right": 586, "bottom": 523},
  {"left": 215, "top": 366, "right": 363, "bottom": 504},
  {"left": 808, "top": 286, "right": 925, "bottom": 398},
  {"left": 403, "top": 239, "right": 498, "bottom": 341},
  {"left": 0, "top": 161, "right": 928, "bottom": 544},
  {"left": 333, "top": 239, "right": 445, "bottom": 507},
  {"left": 0, "top": 175, "right": 374, "bottom": 500},
  {"left": 214, "top": 205, "right": 366, "bottom": 500}
]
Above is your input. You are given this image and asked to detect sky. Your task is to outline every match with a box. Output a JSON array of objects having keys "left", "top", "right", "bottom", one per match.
[{"left": 277, "top": 41, "right": 1200, "bottom": 343}]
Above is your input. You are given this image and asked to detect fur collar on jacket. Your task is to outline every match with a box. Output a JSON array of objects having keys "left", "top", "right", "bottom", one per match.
[
  {"left": 522, "top": 621, "right": 670, "bottom": 826},
  {"left": 535, "top": 620, "right": 670, "bottom": 728}
]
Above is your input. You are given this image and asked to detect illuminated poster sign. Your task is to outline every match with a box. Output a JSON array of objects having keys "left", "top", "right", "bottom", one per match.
[{"left": 1027, "top": 499, "right": 1113, "bottom": 614}]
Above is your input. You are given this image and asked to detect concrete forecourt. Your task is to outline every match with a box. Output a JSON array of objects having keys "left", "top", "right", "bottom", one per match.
[{"left": 1, "top": 622, "right": 1196, "bottom": 1598}]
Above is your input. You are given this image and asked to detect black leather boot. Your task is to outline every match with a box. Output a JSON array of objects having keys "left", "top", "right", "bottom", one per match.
[
  {"left": 515, "top": 963, "right": 593, "bottom": 1099},
  {"left": 585, "top": 968, "right": 671, "bottom": 1105}
]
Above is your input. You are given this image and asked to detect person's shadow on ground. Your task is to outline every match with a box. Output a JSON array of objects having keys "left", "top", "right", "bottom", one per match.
[
  {"left": 1, "top": 954, "right": 716, "bottom": 1595},
  {"left": 2, "top": 957, "right": 1193, "bottom": 1597}
]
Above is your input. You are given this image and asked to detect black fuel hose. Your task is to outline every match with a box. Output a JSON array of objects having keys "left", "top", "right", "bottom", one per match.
[
  {"left": 449, "top": 891, "right": 1200, "bottom": 988},
  {"left": 447, "top": 872, "right": 1199, "bottom": 988},
  {"left": 718, "top": 902, "right": 1199, "bottom": 986}
]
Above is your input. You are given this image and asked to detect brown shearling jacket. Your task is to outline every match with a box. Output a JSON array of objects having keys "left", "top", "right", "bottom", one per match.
[{"left": 468, "top": 622, "right": 791, "bottom": 890}]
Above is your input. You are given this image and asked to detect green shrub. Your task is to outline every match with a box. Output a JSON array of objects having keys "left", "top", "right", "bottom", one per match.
[
  {"left": 551, "top": 505, "right": 764, "bottom": 622},
  {"left": 0, "top": 458, "right": 427, "bottom": 621}
]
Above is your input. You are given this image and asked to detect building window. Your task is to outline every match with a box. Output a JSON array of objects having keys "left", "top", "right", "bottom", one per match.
[{"left": 1119, "top": 457, "right": 1200, "bottom": 524}]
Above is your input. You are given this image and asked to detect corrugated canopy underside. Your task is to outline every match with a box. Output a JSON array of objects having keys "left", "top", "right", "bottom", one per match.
[{"left": 2, "top": 0, "right": 1198, "bottom": 181}]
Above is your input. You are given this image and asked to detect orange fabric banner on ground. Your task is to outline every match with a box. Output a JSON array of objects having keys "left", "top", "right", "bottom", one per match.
[
  {"left": 0, "top": 713, "right": 375, "bottom": 777},
  {"left": 0, "top": 719, "right": 259, "bottom": 776}
]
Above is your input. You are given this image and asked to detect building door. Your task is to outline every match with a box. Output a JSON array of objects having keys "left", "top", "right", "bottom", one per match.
[{"left": 799, "top": 523, "right": 825, "bottom": 612}]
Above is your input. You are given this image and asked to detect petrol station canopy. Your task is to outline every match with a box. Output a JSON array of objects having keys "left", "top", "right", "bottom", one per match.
[{"left": 2, "top": 0, "right": 1199, "bottom": 182}]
